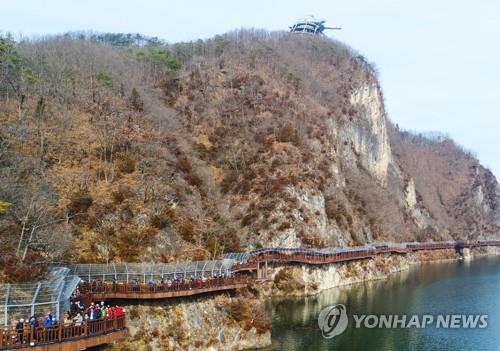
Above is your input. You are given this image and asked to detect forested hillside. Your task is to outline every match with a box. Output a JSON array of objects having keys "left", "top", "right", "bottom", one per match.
[{"left": 1, "top": 30, "right": 498, "bottom": 282}]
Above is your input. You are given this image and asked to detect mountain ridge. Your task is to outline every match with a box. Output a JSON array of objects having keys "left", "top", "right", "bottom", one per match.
[{"left": 0, "top": 30, "right": 498, "bottom": 282}]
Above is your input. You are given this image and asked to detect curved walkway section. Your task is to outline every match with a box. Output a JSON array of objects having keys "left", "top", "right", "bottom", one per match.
[
  {"left": 0, "top": 315, "right": 126, "bottom": 350},
  {"left": 80, "top": 276, "right": 248, "bottom": 300},
  {"left": 224, "top": 240, "right": 500, "bottom": 269},
  {"left": 66, "top": 260, "right": 234, "bottom": 285}
]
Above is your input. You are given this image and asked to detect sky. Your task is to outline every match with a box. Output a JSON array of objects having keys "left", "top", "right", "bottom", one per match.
[{"left": 2, "top": 0, "right": 500, "bottom": 176}]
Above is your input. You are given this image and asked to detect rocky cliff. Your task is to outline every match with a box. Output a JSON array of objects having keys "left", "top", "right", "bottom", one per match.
[{"left": 104, "top": 296, "right": 270, "bottom": 351}]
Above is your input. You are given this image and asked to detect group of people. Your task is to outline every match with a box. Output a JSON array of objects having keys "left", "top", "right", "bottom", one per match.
[
  {"left": 9, "top": 301, "right": 124, "bottom": 345},
  {"left": 68, "top": 301, "right": 124, "bottom": 325},
  {"left": 81, "top": 273, "right": 231, "bottom": 293},
  {"left": 15, "top": 312, "right": 56, "bottom": 333},
  {"left": 145, "top": 273, "right": 228, "bottom": 291}
]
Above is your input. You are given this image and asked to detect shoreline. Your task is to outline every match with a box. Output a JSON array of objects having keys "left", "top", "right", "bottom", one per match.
[
  {"left": 244, "top": 247, "right": 500, "bottom": 350},
  {"left": 105, "top": 247, "right": 500, "bottom": 351},
  {"left": 251, "top": 246, "right": 500, "bottom": 298}
]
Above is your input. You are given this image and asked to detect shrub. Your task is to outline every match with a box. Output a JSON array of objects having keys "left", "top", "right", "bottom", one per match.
[
  {"left": 241, "top": 212, "right": 257, "bottom": 227},
  {"left": 176, "top": 156, "right": 192, "bottom": 173},
  {"left": 277, "top": 124, "right": 299, "bottom": 144},
  {"left": 150, "top": 208, "right": 175, "bottom": 229},
  {"left": 226, "top": 299, "right": 269, "bottom": 332},
  {"left": 185, "top": 171, "right": 203, "bottom": 187},
  {"left": 228, "top": 299, "right": 251, "bottom": 323},
  {"left": 116, "top": 227, "right": 158, "bottom": 260},
  {"left": 96, "top": 71, "right": 112, "bottom": 87},
  {"left": 325, "top": 199, "right": 347, "bottom": 223},
  {"left": 269, "top": 176, "right": 290, "bottom": 194},
  {"left": 117, "top": 154, "right": 136, "bottom": 174},
  {"left": 128, "top": 88, "right": 144, "bottom": 111},
  {"left": 68, "top": 191, "right": 93, "bottom": 214},
  {"left": 221, "top": 170, "right": 238, "bottom": 194},
  {"left": 0, "top": 201, "right": 11, "bottom": 215},
  {"left": 111, "top": 185, "right": 133, "bottom": 204},
  {"left": 252, "top": 309, "right": 270, "bottom": 334},
  {"left": 178, "top": 220, "right": 196, "bottom": 242},
  {"left": 119, "top": 203, "right": 135, "bottom": 222},
  {"left": 278, "top": 222, "right": 291, "bottom": 230}
]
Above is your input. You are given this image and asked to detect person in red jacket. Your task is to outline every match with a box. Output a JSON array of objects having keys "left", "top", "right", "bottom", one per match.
[{"left": 114, "top": 305, "right": 123, "bottom": 317}]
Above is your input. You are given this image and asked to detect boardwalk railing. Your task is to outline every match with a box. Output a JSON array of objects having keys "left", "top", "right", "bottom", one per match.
[
  {"left": 79, "top": 276, "right": 248, "bottom": 300},
  {"left": 0, "top": 315, "right": 126, "bottom": 350},
  {"left": 229, "top": 240, "right": 500, "bottom": 272},
  {"left": 254, "top": 250, "right": 375, "bottom": 265}
]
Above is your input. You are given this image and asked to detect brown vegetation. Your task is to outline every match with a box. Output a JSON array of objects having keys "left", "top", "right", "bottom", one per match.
[{"left": 1, "top": 30, "right": 498, "bottom": 281}]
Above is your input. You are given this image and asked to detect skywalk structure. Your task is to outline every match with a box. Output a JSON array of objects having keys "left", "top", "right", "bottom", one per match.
[
  {"left": 66, "top": 259, "right": 234, "bottom": 284},
  {"left": 2, "top": 239, "right": 500, "bottom": 350},
  {"left": 0, "top": 268, "right": 79, "bottom": 327}
]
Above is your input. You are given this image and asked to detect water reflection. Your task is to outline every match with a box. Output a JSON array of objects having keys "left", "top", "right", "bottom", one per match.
[{"left": 260, "top": 256, "right": 500, "bottom": 351}]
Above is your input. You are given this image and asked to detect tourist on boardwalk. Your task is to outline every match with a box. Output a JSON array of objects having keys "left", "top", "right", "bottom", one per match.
[
  {"left": 76, "top": 300, "right": 84, "bottom": 312},
  {"left": 43, "top": 313, "right": 53, "bottom": 328},
  {"left": 29, "top": 316, "right": 39, "bottom": 329},
  {"left": 74, "top": 313, "right": 83, "bottom": 326},
  {"left": 148, "top": 279, "right": 155, "bottom": 291},
  {"left": 100, "top": 306, "right": 107, "bottom": 319},
  {"left": 114, "top": 305, "right": 124, "bottom": 317},
  {"left": 63, "top": 312, "right": 72, "bottom": 324},
  {"left": 16, "top": 319, "right": 25, "bottom": 343}
]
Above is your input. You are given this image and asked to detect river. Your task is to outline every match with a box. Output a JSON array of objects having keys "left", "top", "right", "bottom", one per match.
[{"left": 261, "top": 256, "right": 500, "bottom": 351}]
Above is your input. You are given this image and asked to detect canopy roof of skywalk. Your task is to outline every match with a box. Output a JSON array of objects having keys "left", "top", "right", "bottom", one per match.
[
  {"left": 222, "top": 252, "right": 251, "bottom": 264},
  {"left": 251, "top": 245, "right": 377, "bottom": 256},
  {"left": 223, "top": 245, "right": 381, "bottom": 262},
  {"left": 66, "top": 259, "right": 235, "bottom": 283},
  {"left": 0, "top": 268, "right": 80, "bottom": 326}
]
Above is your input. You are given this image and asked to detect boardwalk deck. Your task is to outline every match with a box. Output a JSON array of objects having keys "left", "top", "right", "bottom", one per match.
[
  {"left": 0, "top": 316, "right": 126, "bottom": 351},
  {"left": 81, "top": 277, "right": 248, "bottom": 301},
  {"left": 16, "top": 329, "right": 127, "bottom": 351}
]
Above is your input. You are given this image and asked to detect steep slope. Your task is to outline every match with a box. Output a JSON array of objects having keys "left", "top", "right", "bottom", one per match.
[
  {"left": 0, "top": 30, "right": 499, "bottom": 281},
  {"left": 389, "top": 127, "right": 500, "bottom": 239}
]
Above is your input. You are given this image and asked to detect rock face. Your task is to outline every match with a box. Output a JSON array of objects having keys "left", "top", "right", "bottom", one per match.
[
  {"left": 104, "top": 296, "right": 271, "bottom": 351},
  {"left": 257, "top": 248, "right": 495, "bottom": 297},
  {"left": 257, "top": 247, "right": 500, "bottom": 298},
  {"left": 344, "top": 83, "right": 392, "bottom": 183},
  {"left": 258, "top": 255, "right": 413, "bottom": 297},
  {"left": 245, "top": 66, "right": 500, "bottom": 248}
]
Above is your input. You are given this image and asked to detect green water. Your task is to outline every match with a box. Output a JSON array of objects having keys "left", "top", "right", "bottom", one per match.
[{"left": 262, "top": 257, "right": 500, "bottom": 351}]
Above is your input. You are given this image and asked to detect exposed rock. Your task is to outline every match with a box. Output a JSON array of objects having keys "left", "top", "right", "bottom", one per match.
[
  {"left": 103, "top": 295, "right": 271, "bottom": 351},
  {"left": 345, "top": 83, "right": 392, "bottom": 183},
  {"left": 256, "top": 250, "right": 468, "bottom": 297}
]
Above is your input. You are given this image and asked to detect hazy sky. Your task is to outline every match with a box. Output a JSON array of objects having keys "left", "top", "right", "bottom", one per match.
[{"left": 2, "top": 0, "right": 500, "bottom": 176}]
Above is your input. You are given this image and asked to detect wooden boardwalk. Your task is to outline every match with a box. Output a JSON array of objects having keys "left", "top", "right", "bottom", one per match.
[
  {"left": 3, "top": 239, "right": 500, "bottom": 350},
  {"left": 81, "top": 276, "right": 248, "bottom": 301},
  {"left": 231, "top": 240, "right": 500, "bottom": 273},
  {"left": 0, "top": 316, "right": 126, "bottom": 351}
]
